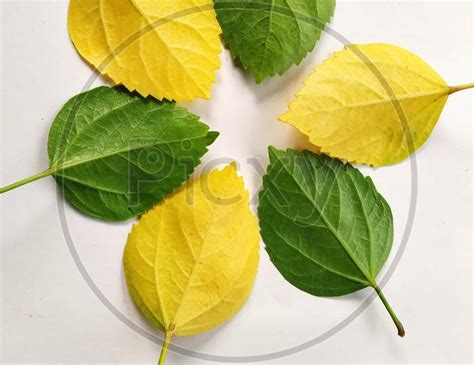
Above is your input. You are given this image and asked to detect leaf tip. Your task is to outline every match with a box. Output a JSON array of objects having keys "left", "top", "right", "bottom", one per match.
[
  {"left": 268, "top": 145, "right": 281, "bottom": 161},
  {"left": 207, "top": 131, "right": 220, "bottom": 145},
  {"left": 228, "top": 161, "right": 238, "bottom": 172},
  {"left": 278, "top": 111, "right": 290, "bottom": 123}
]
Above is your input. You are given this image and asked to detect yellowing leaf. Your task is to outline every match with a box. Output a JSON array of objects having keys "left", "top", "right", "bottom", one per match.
[
  {"left": 68, "top": 0, "right": 222, "bottom": 102},
  {"left": 280, "top": 43, "right": 474, "bottom": 166},
  {"left": 123, "top": 164, "right": 259, "bottom": 363}
]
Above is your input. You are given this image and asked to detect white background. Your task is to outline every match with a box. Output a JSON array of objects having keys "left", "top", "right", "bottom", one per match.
[{"left": 1, "top": 0, "right": 472, "bottom": 364}]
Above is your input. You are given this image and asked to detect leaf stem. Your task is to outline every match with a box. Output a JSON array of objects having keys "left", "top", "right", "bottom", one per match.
[
  {"left": 449, "top": 83, "right": 474, "bottom": 95},
  {"left": 0, "top": 168, "right": 56, "bottom": 194},
  {"left": 374, "top": 284, "right": 405, "bottom": 337},
  {"left": 157, "top": 331, "right": 173, "bottom": 365}
]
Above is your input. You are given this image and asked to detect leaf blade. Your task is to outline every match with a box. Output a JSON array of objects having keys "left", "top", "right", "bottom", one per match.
[
  {"left": 214, "top": 0, "right": 335, "bottom": 83},
  {"left": 123, "top": 164, "right": 260, "bottom": 337},
  {"left": 68, "top": 0, "right": 222, "bottom": 102},
  {"left": 280, "top": 43, "right": 451, "bottom": 166},
  {"left": 258, "top": 147, "right": 404, "bottom": 335},
  {"left": 48, "top": 86, "right": 218, "bottom": 221},
  {"left": 258, "top": 147, "right": 393, "bottom": 295}
]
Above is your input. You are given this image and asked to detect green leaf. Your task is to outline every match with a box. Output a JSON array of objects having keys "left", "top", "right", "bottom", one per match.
[
  {"left": 1, "top": 86, "right": 218, "bottom": 222},
  {"left": 258, "top": 147, "right": 405, "bottom": 336},
  {"left": 214, "top": 0, "right": 335, "bottom": 83}
]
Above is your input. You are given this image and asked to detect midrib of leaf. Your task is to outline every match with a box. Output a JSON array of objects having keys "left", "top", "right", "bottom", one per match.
[
  {"left": 256, "top": 0, "right": 275, "bottom": 80},
  {"left": 316, "top": 93, "right": 449, "bottom": 166},
  {"left": 292, "top": 86, "right": 450, "bottom": 114},
  {"left": 220, "top": 1, "right": 330, "bottom": 28},
  {"left": 53, "top": 135, "right": 208, "bottom": 173},
  {"left": 56, "top": 141, "right": 191, "bottom": 196},
  {"left": 275, "top": 156, "right": 375, "bottom": 285},
  {"left": 167, "top": 171, "right": 233, "bottom": 331},
  {"left": 284, "top": 0, "right": 303, "bottom": 57},
  {"left": 272, "top": 228, "right": 369, "bottom": 285},
  {"left": 129, "top": 0, "right": 208, "bottom": 95},
  {"left": 153, "top": 209, "right": 169, "bottom": 326},
  {"left": 347, "top": 173, "right": 375, "bottom": 277},
  {"left": 176, "top": 243, "right": 255, "bottom": 331},
  {"left": 55, "top": 173, "right": 130, "bottom": 195}
]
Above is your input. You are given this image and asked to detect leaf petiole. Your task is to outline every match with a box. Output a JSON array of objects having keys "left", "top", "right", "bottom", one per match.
[
  {"left": 374, "top": 284, "right": 405, "bottom": 337},
  {"left": 158, "top": 331, "right": 173, "bottom": 365},
  {"left": 0, "top": 167, "right": 57, "bottom": 194},
  {"left": 449, "top": 82, "right": 474, "bottom": 95}
]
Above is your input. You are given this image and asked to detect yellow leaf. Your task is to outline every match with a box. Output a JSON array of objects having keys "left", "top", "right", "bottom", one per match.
[
  {"left": 68, "top": 0, "right": 222, "bottom": 102},
  {"left": 123, "top": 164, "right": 259, "bottom": 362},
  {"left": 280, "top": 43, "right": 473, "bottom": 166}
]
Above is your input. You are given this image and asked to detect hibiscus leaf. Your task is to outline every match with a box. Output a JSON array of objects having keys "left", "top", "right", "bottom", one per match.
[
  {"left": 0, "top": 86, "right": 218, "bottom": 222},
  {"left": 214, "top": 0, "right": 335, "bottom": 83},
  {"left": 258, "top": 147, "right": 405, "bottom": 336},
  {"left": 68, "top": 0, "right": 222, "bottom": 102},
  {"left": 124, "top": 164, "right": 260, "bottom": 364},
  {"left": 280, "top": 43, "right": 474, "bottom": 166}
]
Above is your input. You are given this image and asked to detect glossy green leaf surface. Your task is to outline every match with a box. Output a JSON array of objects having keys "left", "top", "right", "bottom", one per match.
[
  {"left": 48, "top": 86, "right": 218, "bottom": 221},
  {"left": 214, "top": 0, "right": 335, "bottom": 83},
  {"left": 258, "top": 147, "right": 405, "bottom": 336}
]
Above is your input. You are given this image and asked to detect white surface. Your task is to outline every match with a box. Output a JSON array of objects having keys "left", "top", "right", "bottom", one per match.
[{"left": 1, "top": 1, "right": 472, "bottom": 364}]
